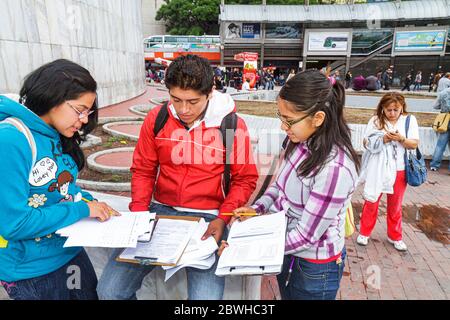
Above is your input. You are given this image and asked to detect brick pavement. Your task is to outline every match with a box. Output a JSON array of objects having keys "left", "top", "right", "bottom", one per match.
[{"left": 261, "top": 167, "right": 450, "bottom": 300}]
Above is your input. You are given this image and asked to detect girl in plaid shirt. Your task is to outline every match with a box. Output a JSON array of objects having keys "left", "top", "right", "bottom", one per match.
[{"left": 232, "top": 69, "right": 360, "bottom": 300}]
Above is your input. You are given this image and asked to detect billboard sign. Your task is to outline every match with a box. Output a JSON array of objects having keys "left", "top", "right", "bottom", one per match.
[
  {"left": 304, "top": 29, "right": 352, "bottom": 57},
  {"left": 393, "top": 30, "right": 447, "bottom": 54},
  {"left": 265, "top": 23, "right": 301, "bottom": 39},
  {"left": 242, "top": 23, "right": 261, "bottom": 39},
  {"left": 308, "top": 32, "right": 349, "bottom": 52},
  {"left": 225, "top": 22, "right": 242, "bottom": 39}
]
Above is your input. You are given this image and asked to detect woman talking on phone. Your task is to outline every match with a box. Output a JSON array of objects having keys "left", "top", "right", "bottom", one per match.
[{"left": 356, "top": 92, "right": 419, "bottom": 251}]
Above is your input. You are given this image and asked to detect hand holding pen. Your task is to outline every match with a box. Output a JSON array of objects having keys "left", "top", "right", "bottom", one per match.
[
  {"left": 82, "top": 198, "right": 121, "bottom": 222},
  {"left": 221, "top": 207, "right": 258, "bottom": 226}
]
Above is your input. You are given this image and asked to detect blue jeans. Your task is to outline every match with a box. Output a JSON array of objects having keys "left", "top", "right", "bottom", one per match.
[
  {"left": 276, "top": 247, "right": 346, "bottom": 300},
  {"left": 430, "top": 130, "right": 450, "bottom": 171},
  {"left": 265, "top": 81, "right": 274, "bottom": 90},
  {"left": 97, "top": 203, "right": 226, "bottom": 300},
  {"left": 0, "top": 249, "right": 98, "bottom": 300}
]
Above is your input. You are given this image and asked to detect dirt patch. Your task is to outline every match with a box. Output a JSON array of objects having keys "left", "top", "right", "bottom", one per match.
[
  {"left": 404, "top": 205, "right": 450, "bottom": 245},
  {"left": 78, "top": 127, "right": 135, "bottom": 183},
  {"left": 236, "top": 101, "right": 436, "bottom": 127},
  {"left": 351, "top": 201, "right": 450, "bottom": 245}
]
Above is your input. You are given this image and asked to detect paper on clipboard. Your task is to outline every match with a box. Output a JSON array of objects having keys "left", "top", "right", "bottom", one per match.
[
  {"left": 215, "top": 211, "right": 287, "bottom": 276},
  {"left": 118, "top": 217, "right": 199, "bottom": 266},
  {"left": 56, "top": 211, "right": 155, "bottom": 248},
  {"left": 162, "top": 219, "right": 218, "bottom": 281}
]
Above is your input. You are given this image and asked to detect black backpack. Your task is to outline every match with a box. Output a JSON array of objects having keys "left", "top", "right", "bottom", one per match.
[{"left": 153, "top": 102, "right": 238, "bottom": 196}]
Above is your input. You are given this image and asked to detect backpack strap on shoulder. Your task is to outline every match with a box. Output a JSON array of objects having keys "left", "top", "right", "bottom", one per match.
[
  {"left": 153, "top": 101, "right": 170, "bottom": 137},
  {"left": 1, "top": 117, "right": 37, "bottom": 165},
  {"left": 220, "top": 112, "right": 238, "bottom": 196}
]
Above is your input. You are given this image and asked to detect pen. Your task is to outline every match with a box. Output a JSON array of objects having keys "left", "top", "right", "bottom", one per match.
[
  {"left": 221, "top": 212, "right": 258, "bottom": 216},
  {"left": 285, "top": 256, "right": 295, "bottom": 287}
]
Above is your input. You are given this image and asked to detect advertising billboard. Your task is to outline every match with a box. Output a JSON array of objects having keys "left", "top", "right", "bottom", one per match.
[
  {"left": 265, "top": 23, "right": 301, "bottom": 39},
  {"left": 393, "top": 30, "right": 447, "bottom": 55},
  {"left": 308, "top": 32, "right": 350, "bottom": 52},
  {"left": 303, "top": 29, "right": 352, "bottom": 57},
  {"left": 242, "top": 23, "right": 261, "bottom": 39},
  {"left": 225, "top": 22, "right": 242, "bottom": 39}
]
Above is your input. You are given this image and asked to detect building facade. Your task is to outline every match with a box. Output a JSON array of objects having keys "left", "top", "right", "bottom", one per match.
[
  {"left": 0, "top": 0, "right": 146, "bottom": 107},
  {"left": 142, "top": 0, "right": 165, "bottom": 38},
  {"left": 220, "top": 0, "right": 450, "bottom": 85}
]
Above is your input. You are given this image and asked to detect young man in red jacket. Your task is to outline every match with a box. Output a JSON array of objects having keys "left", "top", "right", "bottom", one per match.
[{"left": 97, "top": 55, "right": 258, "bottom": 300}]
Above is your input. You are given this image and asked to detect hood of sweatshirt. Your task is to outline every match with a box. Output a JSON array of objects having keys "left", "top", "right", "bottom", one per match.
[{"left": 0, "top": 95, "right": 60, "bottom": 140}]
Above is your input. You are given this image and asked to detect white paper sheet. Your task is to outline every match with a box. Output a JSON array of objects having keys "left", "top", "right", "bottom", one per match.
[
  {"left": 216, "top": 212, "right": 287, "bottom": 275},
  {"left": 56, "top": 212, "right": 155, "bottom": 248},
  {"left": 120, "top": 218, "right": 198, "bottom": 265},
  {"left": 162, "top": 219, "right": 218, "bottom": 281}
]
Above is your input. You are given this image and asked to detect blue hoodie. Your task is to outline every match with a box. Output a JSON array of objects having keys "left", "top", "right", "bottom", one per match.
[{"left": 0, "top": 96, "right": 92, "bottom": 282}]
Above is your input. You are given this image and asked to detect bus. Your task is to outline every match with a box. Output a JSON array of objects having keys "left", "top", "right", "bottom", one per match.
[{"left": 144, "top": 35, "right": 221, "bottom": 64}]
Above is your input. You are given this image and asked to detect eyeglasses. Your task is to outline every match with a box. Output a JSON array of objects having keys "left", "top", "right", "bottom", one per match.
[
  {"left": 276, "top": 111, "right": 309, "bottom": 129},
  {"left": 67, "top": 101, "right": 95, "bottom": 120}
]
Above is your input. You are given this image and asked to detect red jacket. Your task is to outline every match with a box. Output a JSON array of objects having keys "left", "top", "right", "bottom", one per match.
[{"left": 129, "top": 91, "right": 259, "bottom": 223}]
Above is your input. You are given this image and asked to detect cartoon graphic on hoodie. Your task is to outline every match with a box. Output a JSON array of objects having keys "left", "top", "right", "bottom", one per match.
[{"left": 48, "top": 171, "right": 75, "bottom": 203}]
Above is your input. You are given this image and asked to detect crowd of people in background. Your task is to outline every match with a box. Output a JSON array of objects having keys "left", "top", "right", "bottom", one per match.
[
  {"left": 146, "top": 62, "right": 450, "bottom": 96},
  {"left": 346, "top": 66, "right": 450, "bottom": 94}
]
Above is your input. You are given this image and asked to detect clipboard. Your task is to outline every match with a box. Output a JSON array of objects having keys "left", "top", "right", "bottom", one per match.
[
  {"left": 137, "top": 218, "right": 156, "bottom": 243},
  {"left": 215, "top": 265, "right": 282, "bottom": 276},
  {"left": 116, "top": 215, "right": 201, "bottom": 267}
]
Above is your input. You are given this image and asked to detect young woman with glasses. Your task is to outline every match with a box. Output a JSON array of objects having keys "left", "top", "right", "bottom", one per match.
[
  {"left": 230, "top": 69, "right": 361, "bottom": 300},
  {"left": 0, "top": 59, "right": 119, "bottom": 300}
]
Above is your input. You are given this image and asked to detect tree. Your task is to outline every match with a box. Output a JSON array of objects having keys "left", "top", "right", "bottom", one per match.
[{"left": 156, "top": 0, "right": 221, "bottom": 35}]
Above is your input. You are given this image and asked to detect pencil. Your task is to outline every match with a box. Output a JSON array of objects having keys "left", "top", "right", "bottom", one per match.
[
  {"left": 221, "top": 212, "right": 258, "bottom": 216},
  {"left": 82, "top": 197, "right": 114, "bottom": 216}
]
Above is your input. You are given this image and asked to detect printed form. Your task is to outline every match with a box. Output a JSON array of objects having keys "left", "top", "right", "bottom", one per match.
[{"left": 216, "top": 211, "right": 287, "bottom": 276}]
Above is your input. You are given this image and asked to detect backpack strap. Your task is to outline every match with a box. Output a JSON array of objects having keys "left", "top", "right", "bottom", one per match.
[
  {"left": 1, "top": 117, "right": 37, "bottom": 166},
  {"left": 220, "top": 112, "right": 238, "bottom": 196},
  {"left": 153, "top": 101, "right": 170, "bottom": 137},
  {"left": 252, "top": 135, "right": 288, "bottom": 204}
]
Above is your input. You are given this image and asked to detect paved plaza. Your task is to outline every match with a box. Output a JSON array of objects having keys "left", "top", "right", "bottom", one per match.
[{"left": 1, "top": 85, "right": 448, "bottom": 300}]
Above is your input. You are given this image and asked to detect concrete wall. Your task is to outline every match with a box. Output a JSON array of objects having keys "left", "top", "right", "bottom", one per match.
[
  {"left": 142, "top": 0, "right": 165, "bottom": 38},
  {"left": 0, "top": 0, "right": 146, "bottom": 107}
]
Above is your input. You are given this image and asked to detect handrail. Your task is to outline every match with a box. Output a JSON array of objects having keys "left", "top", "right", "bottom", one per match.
[
  {"left": 350, "top": 41, "right": 393, "bottom": 69},
  {"left": 352, "top": 34, "right": 393, "bottom": 55},
  {"left": 352, "top": 33, "right": 393, "bottom": 50},
  {"left": 352, "top": 39, "right": 393, "bottom": 57}
]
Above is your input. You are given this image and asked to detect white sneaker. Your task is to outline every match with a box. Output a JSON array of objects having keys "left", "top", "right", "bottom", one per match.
[
  {"left": 388, "top": 238, "right": 407, "bottom": 251},
  {"left": 356, "top": 234, "right": 369, "bottom": 246}
]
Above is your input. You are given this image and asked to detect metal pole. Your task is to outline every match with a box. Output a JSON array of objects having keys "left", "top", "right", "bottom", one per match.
[{"left": 220, "top": 0, "right": 225, "bottom": 66}]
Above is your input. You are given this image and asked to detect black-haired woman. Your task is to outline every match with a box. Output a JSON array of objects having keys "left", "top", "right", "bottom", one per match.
[
  {"left": 0, "top": 59, "right": 119, "bottom": 300},
  {"left": 233, "top": 69, "right": 360, "bottom": 300}
]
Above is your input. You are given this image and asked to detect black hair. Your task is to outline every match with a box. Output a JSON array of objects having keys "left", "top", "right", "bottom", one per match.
[
  {"left": 280, "top": 69, "right": 360, "bottom": 177},
  {"left": 19, "top": 59, "right": 98, "bottom": 171},
  {"left": 164, "top": 54, "right": 214, "bottom": 95}
]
